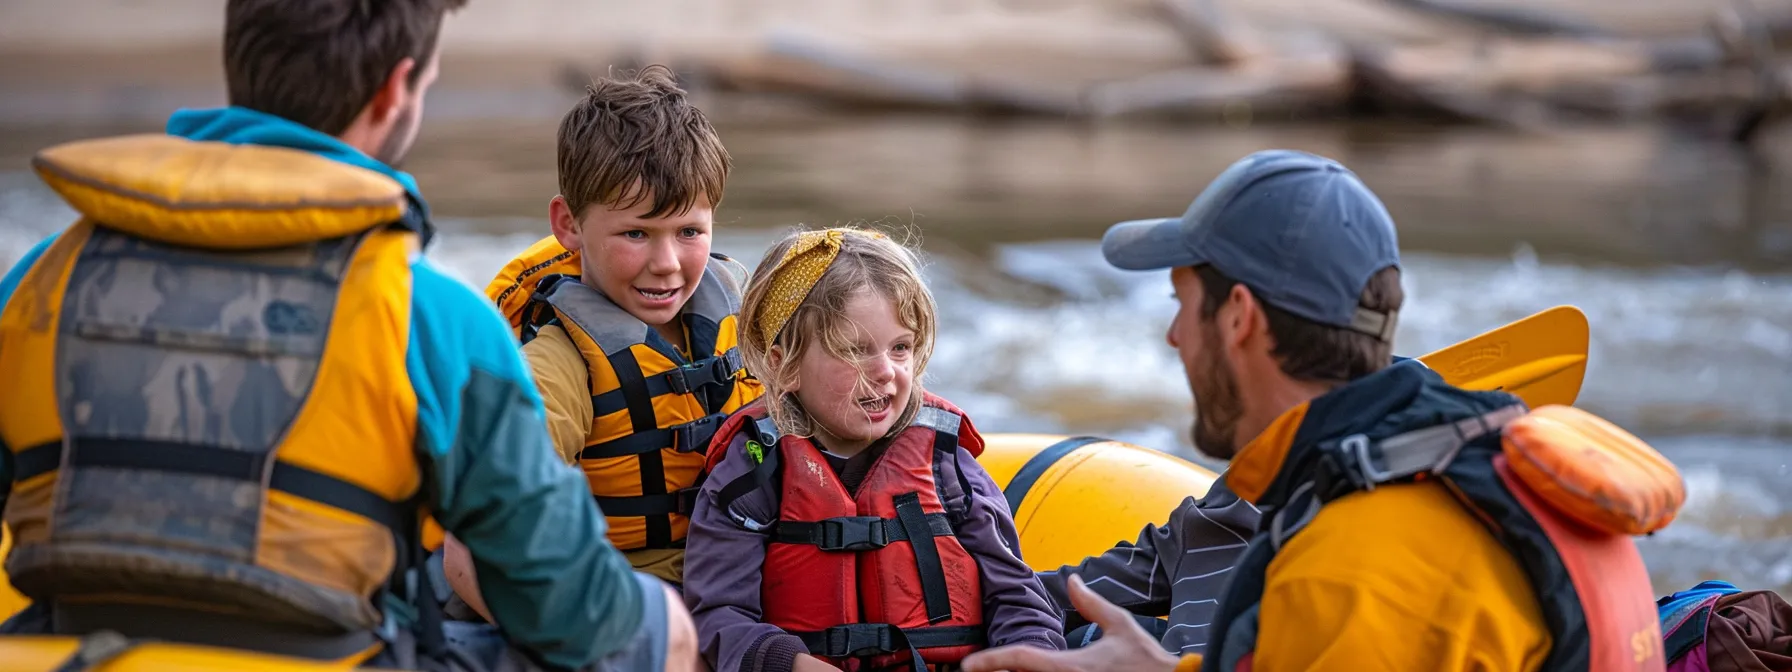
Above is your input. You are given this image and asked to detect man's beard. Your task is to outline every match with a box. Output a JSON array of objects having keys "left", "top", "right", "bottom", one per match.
[
  {"left": 1190, "top": 328, "right": 1244, "bottom": 460},
  {"left": 373, "top": 101, "right": 421, "bottom": 168}
]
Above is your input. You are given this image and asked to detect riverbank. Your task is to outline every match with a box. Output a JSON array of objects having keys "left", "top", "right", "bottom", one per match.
[{"left": 5, "top": 0, "right": 1792, "bottom": 130}]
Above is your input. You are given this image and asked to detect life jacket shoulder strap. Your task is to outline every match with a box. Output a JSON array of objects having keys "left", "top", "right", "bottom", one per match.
[
  {"left": 1326, "top": 404, "right": 1527, "bottom": 494},
  {"left": 533, "top": 277, "right": 647, "bottom": 356},
  {"left": 1266, "top": 404, "right": 1527, "bottom": 551},
  {"left": 514, "top": 274, "right": 577, "bottom": 346},
  {"left": 912, "top": 405, "right": 962, "bottom": 437}
]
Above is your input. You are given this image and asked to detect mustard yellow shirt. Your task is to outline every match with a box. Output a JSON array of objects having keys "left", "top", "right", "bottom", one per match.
[
  {"left": 521, "top": 324, "right": 684, "bottom": 583},
  {"left": 1252, "top": 481, "right": 1551, "bottom": 671}
]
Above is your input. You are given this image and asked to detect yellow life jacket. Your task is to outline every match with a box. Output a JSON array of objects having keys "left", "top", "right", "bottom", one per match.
[
  {"left": 486, "top": 239, "right": 764, "bottom": 550},
  {"left": 0, "top": 134, "right": 429, "bottom": 641}
]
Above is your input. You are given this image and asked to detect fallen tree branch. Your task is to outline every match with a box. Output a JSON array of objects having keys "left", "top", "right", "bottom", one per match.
[
  {"left": 1376, "top": 0, "right": 1613, "bottom": 39},
  {"left": 1149, "top": 0, "right": 1265, "bottom": 67},
  {"left": 691, "top": 32, "right": 1085, "bottom": 117}
]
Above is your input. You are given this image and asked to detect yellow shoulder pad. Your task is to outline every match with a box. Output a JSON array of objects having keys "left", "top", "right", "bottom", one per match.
[
  {"left": 485, "top": 234, "right": 580, "bottom": 333},
  {"left": 32, "top": 134, "right": 407, "bottom": 250}
]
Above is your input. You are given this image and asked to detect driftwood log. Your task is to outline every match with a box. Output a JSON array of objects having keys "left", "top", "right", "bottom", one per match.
[
  {"left": 611, "top": 0, "right": 1792, "bottom": 140},
  {"left": 693, "top": 32, "right": 1085, "bottom": 117}
]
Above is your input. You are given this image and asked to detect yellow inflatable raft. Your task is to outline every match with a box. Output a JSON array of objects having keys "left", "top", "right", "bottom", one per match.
[{"left": 980, "top": 434, "right": 1219, "bottom": 571}]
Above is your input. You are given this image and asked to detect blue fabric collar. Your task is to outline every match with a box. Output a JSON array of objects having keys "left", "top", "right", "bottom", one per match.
[{"left": 166, "top": 106, "right": 427, "bottom": 208}]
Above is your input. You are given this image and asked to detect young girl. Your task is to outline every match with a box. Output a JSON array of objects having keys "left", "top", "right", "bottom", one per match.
[{"left": 685, "top": 227, "right": 1066, "bottom": 672}]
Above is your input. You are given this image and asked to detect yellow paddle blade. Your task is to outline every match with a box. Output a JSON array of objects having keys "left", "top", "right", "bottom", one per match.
[{"left": 1419, "top": 305, "right": 1590, "bottom": 409}]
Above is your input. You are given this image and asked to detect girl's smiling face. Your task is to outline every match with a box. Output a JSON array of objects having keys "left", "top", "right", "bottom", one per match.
[{"left": 781, "top": 289, "right": 916, "bottom": 457}]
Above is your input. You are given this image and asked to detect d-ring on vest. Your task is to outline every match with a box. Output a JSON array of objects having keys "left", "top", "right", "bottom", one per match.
[{"left": 511, "top": 253, "right": 755, "bottom": 550}]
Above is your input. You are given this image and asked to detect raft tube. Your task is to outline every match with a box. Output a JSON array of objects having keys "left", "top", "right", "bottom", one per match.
[
  {"left": 980, "top": 434, "right": 1220, "bottom": 572},
  {"left": 0, "top": 434, "right": 1219, "bottom": 669}
]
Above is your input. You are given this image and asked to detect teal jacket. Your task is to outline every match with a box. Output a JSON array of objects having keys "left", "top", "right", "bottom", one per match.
[{"left": 0, "top": 106, "right": 643, "bottom": 671}]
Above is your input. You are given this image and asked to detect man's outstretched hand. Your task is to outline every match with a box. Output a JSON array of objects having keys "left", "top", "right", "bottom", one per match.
[{"left": 961, "top": 575, "right": 1185, "bottom": 672}]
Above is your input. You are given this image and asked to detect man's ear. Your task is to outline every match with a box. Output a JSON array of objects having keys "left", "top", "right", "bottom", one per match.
[
  {"left": 369, "top": 57, "right": 418, "bottom": 125},
  {"left": 1221, "top": 283, "right": 1262, "bottom": 351},
  {"left": 549, "top": 195, "right": 581, "bottom": 252}
]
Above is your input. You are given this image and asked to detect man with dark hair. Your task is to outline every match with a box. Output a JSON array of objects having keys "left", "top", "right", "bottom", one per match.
[
  {"left": 0, "top": 1, "right": 696, "bottom": 670},
  {"left": 964, "top": 150, "right": 1588, "bottom": 672}
]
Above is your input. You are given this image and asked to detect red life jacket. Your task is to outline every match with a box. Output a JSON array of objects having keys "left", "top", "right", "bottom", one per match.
[{"left": 707, "top": 394, "right": 989, "bottom": 670}]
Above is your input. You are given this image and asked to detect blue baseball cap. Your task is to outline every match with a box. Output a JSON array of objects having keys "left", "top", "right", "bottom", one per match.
[{"left": 1101, "top": 149, "right": 1402, "bottom": 341}]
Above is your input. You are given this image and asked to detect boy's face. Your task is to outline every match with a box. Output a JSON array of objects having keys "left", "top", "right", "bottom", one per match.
[{"left": 549, "top": 192, "right": 714, "bottom": 329}]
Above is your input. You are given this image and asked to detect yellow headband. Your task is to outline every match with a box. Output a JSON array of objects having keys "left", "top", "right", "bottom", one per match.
[{"left": 757, "top": 228, "right": 887, "bottom": 344}]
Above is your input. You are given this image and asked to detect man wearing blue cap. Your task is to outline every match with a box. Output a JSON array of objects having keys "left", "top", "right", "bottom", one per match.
[{"left": 964, "top": 150, "right": 1552, "bottom": 672}]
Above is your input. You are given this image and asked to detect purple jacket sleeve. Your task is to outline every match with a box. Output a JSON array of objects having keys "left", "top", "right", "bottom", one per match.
[
  {"left": 684, "top": 432, "right": 807, "bottom": 672},
  {"left": 950, "top": 447, "right": 1069, "bottom": 651}
]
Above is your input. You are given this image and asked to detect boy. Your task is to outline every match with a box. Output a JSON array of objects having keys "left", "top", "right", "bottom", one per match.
[{"left": 453, "top": 65, "right": 762, "bottom": 607}]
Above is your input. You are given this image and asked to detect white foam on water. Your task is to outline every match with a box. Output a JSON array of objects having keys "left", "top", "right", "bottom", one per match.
[
  {"left": 977, "top": 237, "right": 1792, "bottom": 442},
  {"left": 1637, "top": 437, "right": 1792, "bottom": 594}
]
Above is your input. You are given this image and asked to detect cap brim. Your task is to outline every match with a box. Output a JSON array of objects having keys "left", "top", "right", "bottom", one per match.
[{"left": 1101, "top": 217, "right": 1205, "bottom": 271}]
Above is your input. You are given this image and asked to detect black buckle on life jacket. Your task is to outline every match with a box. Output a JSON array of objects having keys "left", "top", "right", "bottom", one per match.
[
  {"left": 815, "top": 623, "right": 899, "bottom": 658},
  {"left": 816, "top": 516, "right": 890, "bottom": 552},
  {"left": 664, "top": 355, "right": 736, "bottom": 396},
  {"left": 676, "top": 487, "right": 701, "bottom": 517},
  {"left": 673, "top": 413, "right": 729, "bottom": 454}
]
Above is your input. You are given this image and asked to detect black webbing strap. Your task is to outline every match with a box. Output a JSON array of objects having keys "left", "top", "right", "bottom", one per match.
[
  {"left": 608, "top": 348, "right": 674, "bottom": 549},
  {"left": 398, "top": 497, "right": 446, "bottom": 659},
  {"left": 11, "top": 439, "right": 406, "bottom": 532},
  {"left": 592, "top": 349, "right": 744, "bottom": 417},
  {"left": 793, "top": 623, "right": 986, "bottom": 669},
  {"left": 12, "top": 437, "right": 436, "bottom": 656},
  {"left": 715, "top": 451, "right": 778, "bottom": 528},
  {"left": 577, "top": 429, "right": 668, "bottom": 460},
  {"left": 893, "top": 492, "right": 954, "bottom": 624},
  {"left": 517, "top": 274, "right": 576, "bottom": 346},
  {"left": 578, "top": 412, "right": 728, "bottom": 460},
  {"left": 594, "top": 487, "right": 701, "bottom": 517},
  {"left": 705, "top": 351, "right": 742, "bottom": 420},
  {"left": 772, "top": 512, "right": 953, "bottom": 551}
]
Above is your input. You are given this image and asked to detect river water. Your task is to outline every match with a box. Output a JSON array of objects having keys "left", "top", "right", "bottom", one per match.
[{"left": 2, "top": 112, "right": 1788, "bottom": 596}]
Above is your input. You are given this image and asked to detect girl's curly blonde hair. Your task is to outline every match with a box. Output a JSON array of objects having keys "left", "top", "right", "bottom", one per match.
[{"left": 737, "top": 226, "right": 938, "bottom": 440}]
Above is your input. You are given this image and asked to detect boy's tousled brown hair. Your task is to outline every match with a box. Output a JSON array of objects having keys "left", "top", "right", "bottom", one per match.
[
  {"left": 738, "top": 227, "right": 939, "bottom": 440},
  {"left": 557, "top": 65, "right": 731, "bottom": 219},
  {"left": 225, "top": 0, "right": 468, "bottom": 136}
]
